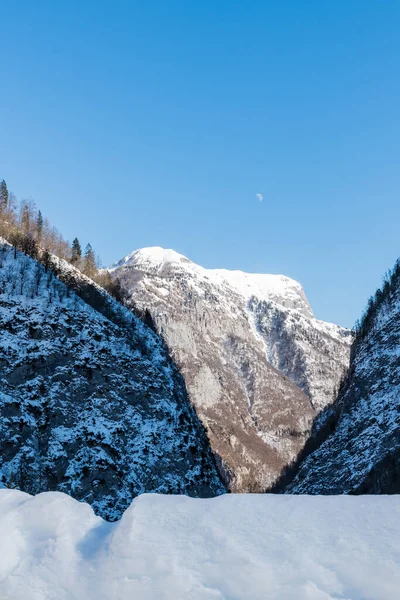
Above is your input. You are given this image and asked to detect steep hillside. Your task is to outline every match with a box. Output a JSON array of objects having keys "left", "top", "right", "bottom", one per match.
[
  {"left": 284, "top": 261, "right": 400, "bottom": 494},
  {"left": 0, "top": 240, "right": 224, "bottom": 519},
  {"left": 110, "top": 247, "right": 351, "bottom": 491}
]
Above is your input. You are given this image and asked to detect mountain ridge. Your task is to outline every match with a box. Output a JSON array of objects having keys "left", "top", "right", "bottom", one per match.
[
  {"left": 283, "top": 256, "right": 400, "bottom": 494},
  {"left": 110, "top": 246, "right": 320, "bottom": 319}
]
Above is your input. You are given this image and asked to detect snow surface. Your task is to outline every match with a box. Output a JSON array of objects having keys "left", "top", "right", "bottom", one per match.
[{"left": 1, "top": 490, "right": 399, "bottom": 600}]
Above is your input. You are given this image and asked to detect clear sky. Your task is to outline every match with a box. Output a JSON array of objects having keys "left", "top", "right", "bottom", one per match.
[{"left": 1, "top": 1, "right": 399, "bottom": 328}]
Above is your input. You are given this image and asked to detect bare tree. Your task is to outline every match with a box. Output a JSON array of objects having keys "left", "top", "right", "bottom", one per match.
[{"left": 19, "top": 199, "right": 36, "bottom": 235}]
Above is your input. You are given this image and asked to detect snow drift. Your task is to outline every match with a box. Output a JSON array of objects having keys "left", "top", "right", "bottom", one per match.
[{"left": 0, "top": 490, "right": 398, "bottom": 600}]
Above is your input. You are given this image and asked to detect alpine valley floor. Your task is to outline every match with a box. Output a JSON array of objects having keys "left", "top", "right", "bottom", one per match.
[{"left": 0, "top": 490, "right": 398, "bottom": 600}]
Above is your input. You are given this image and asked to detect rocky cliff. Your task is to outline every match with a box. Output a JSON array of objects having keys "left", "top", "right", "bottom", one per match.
[
  {"left": 284, "top": 261, "right": 400, "bottom": 494},
  {"left": 110, "top": 247, "right": 351, "bottom": 491},
  {"left": 0, "top": 240, "right": 224, "bottom": 520}
]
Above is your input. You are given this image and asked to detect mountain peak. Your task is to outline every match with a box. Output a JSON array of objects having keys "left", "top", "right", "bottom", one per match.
[
  {"left": 111, "top": 246, "right": 192, "bottom": 272},
  {"left": 111, "top": 247, "right": 313, "bottom": 317}
]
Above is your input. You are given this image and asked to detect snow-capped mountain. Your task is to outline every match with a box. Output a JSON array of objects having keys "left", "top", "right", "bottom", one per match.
[
  {"left": 0, "top": 240, "right": 224, "bottom": 519},
  {"left": 110, "top": 247, "right": 351, "bottom": 491},
  {"left": 284, "top": 261, "right": 400, "bottom": 495}
]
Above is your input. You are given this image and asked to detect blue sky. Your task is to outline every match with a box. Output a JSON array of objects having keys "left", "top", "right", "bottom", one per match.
[{"left": 0, "top": 1, "right": 399, "bottom": 327}]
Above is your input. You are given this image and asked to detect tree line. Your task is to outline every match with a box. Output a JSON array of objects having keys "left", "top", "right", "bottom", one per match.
[
  {"left": 353, "top": 258, "right": 400, "bottom": 350},
  {"left": 0, "top": 179, "right": 123, "bottom": 300}
]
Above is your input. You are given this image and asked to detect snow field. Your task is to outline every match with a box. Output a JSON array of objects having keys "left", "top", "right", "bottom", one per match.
[{"left": 0, "top": 490, "right": 399, "bottom": 600}]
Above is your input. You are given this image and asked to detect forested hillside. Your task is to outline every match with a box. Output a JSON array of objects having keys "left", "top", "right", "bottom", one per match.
[{"left": 0, "top": 179, "right": 121, "bottom": 300}]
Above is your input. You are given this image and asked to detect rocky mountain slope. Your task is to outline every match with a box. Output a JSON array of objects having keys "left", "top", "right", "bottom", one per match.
[
  {"left": 283, "top": 262, "right": 400, "bottom": 495},
  {"left": 0, "top": 240, "right": 224, "bottom": 520},
  {"left": 110, "top": 247, "right": 351, "bottom": 491}
]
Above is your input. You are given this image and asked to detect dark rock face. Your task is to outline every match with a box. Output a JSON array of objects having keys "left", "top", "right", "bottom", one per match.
[
  {"left": 110, "top": 247, "right": 350, "bottom": 492},
  {"left": 0, "top": 242, "right": 224, "bottom": 520},
  {"left": 284, "top": 267, "right": 400, "bottom": 495}
]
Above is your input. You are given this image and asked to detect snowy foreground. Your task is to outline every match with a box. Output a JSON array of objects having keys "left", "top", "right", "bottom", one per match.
[{"left": 0, "top": 491, "right": 399, "bottom": 600}]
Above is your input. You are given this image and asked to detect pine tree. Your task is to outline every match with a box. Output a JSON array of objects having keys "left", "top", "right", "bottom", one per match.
[
  {"left": 0, "top": 180, "right": 9, "bottom": 212},
  {"left": 36, "top": 210, "right": 44, "bottom": 245},
  {"left": 83, "top": 243, "right": 97, "bottom": 278},
  {"left": 70, "top": 237, "right": 82, "bottom": 265}
]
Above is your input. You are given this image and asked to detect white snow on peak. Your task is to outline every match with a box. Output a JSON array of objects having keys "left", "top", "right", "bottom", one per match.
[
  {"left": 114, "top": 246, "right": 190, "bottom": 271},
  {"left": 111, "top": 246, "right": 313, "bottom": 316},
  {"left": 0, "top": 490, "right": 398, "bottom": 600},
  {"left": 208, "top": 268, "right": 307, "bottom": 307}
]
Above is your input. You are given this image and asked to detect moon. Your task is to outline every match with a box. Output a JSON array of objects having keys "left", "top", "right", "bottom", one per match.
[{"left": 256, "top": 193, "right": 263, "bottom": 202}]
